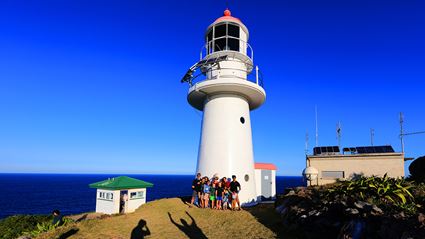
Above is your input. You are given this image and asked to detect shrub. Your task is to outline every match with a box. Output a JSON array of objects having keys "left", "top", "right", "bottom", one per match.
[
  {"left": 409, "top": 156, "right": 425, "bottom": 183},
  {"left": 327, "top": 174, "right": 418, "bottom": 214},
  {"left": 0, "top": 215, "right": 51, "bottom": 239}
]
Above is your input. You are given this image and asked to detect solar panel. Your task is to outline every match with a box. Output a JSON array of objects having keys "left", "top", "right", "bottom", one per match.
[
  {"left": 313, "top": 146, "right": 340, "bottom": 155},
  {"left": 355, "top": 145, "right": 395, "bottom": 154}
]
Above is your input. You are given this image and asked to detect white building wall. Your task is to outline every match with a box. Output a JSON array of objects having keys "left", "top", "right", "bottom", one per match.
[
  {"left": 271, "top": 170, "right": 276, "bottom": 199},
  {"left": 127, "top": 188, "right": 147, "bottom": 213},
  {"left": 95, "top": 189, "right": 120, "bottom": 215},
  {"left": 255, "top": 169, "right": 262, "bottom": 201}
]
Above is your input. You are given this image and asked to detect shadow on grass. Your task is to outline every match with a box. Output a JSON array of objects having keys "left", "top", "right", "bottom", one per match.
[
  {"left": 168, "top": 211, "right": 207, "bottom": 239},
  {"left": 58, "top": 228, "right": 79, "bottom": 239},
  {"left": 245, "top": 203, "right": 287, "bottom": 239},
  {"left": 130, "top": 219, "right": 151, "bottom": 239}
]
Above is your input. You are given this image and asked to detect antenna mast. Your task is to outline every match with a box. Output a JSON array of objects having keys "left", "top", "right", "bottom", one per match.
[
  {"left": 305, "top": 131, "right": 309, "bottom": 155},
  {"left": 336, "top": 121, "right": 341, "bottom": 149},
  {"left": 370, "top": 128, "right": 375, "bottom": 146},
  {"left": 400, "top": 112, "right": 404, "bottom": 153},
  {"left": 315, "top": 106, "right": 319, "bottom": 147}
]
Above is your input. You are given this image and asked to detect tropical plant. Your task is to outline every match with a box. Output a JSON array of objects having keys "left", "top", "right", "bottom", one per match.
[
  {"left": 0, "top": 215, "right": 51, "bottom": 239},
  {"left": 327, "top": 174, "right": 417, "bottom": 213}
]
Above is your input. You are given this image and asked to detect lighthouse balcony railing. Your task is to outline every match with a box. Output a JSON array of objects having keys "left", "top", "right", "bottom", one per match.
[
  {"left": 186, "top": 65, "right": 264, "bottom": 88},
  {"left": 199, "top": 36, "right": 254, "bottom": 62}
]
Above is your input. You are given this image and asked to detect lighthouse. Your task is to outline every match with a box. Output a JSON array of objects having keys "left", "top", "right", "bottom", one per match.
[{"left": 181, "top": 9, "right": 266, "bottom": 204}]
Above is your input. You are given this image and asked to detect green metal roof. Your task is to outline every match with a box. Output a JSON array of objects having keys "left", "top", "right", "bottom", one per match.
[{"left": 89, "top": 176, "right": 154, "bottom": 190}]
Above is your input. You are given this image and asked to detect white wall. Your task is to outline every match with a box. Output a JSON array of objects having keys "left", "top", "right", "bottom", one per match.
[
  {"left": 196, "top": 94, "right": 257, "bottom": 205},
  {"left": 95, "top": 189, "right": 120, "bottom": 215},
  {"left": 127, "top": 188, "right": 147, "bottom": 213},
  {"left": 255, "top": 169, "right": 262, "bottom": 201},
  {"left": 271, "top": 170, "right": 276, "bottom": 199}
]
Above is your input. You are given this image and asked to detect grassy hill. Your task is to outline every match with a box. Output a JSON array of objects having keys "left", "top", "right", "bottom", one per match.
[{"left": 38, "top": 198, "right": 280, "bottom": 239}]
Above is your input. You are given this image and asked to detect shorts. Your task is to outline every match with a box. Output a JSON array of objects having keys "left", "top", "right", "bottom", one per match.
[
  {"left": 203, "top": 193, "right": 210, "bottom": 200},
  {"left": 216, "top": 196, "right": 222, "bottom": 201},
  {"left": 192, "top": 190, "right": 197, "bottom": 197},
  {"left": 210, "top": 195, "right": 216, "bottom": 201}
]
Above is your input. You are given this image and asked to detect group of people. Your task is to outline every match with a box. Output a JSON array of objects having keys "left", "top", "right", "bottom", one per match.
[{"left": 191, "top": 173, "right": 242, "bottom": 210}]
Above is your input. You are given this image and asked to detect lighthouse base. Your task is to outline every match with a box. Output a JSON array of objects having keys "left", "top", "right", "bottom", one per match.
[{"left": 196, "top": 93, "right": 258, "bottom": 205}]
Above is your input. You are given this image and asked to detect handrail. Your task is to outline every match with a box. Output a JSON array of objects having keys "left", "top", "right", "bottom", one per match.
[
  {"left": 199, "top": 36, "right": 254, "bottom": 62},
  {"left": 187, "top": 65, "right": 264, "bottom": 88}
]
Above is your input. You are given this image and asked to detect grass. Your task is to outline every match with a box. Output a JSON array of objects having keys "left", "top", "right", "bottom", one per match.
[{"left": 38, "top": 198, "right": 279, "bottom": 239}]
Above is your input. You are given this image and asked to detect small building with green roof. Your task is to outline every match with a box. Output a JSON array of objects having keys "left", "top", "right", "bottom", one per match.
[{"left": 89, "top": 176, "right": 153, "bottom": 214}]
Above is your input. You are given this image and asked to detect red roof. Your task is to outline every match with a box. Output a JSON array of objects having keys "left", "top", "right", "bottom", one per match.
[
  {"left": 254, "top": 163, "right": 277, "bottom": 170},
  {"left": 213, "top": 9, "right": 242, "bottom": 25}
]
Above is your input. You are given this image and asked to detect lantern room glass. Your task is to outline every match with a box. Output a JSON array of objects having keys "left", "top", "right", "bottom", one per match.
[{"left": 206, "top": 23, "right": 240, "bottom": 54}]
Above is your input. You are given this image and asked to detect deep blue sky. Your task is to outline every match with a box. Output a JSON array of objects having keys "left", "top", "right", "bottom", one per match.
[{"left": 0, "top": 0, "right": 424, "bottom": 175}]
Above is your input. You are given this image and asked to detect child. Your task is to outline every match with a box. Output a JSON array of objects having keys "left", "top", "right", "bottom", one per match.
[
  {"left": 223, "top": 188, "right": 230, "bottom": 210},
  {"left": 199, "top": 177, "right": 206, "bottom": 208},
  {"left": 209, "top": 183, "right": 216, "bottom": 209},
  {"left": 231, "top": 191, "right": 238, "bottom": 210},
  {"left": 216, "top": 182, "right": 224, "bottom": 210},
  {"left": 203, "top": 179, "right": 210, "bottom": 208}
]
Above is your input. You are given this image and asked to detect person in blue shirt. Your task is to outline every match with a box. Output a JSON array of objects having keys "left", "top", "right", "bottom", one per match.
[{"left": 202, "top": 178, "right": 210, "bottom": 208}]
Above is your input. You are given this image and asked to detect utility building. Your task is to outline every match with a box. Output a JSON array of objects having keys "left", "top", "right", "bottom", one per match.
[{"left": 304, "top": 145, "right": 405, "bottom": 186}]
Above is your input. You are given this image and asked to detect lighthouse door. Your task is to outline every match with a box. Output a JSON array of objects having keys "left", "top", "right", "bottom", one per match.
[{"left": 261, "top": 170, "right": 272, "bottom": 200}]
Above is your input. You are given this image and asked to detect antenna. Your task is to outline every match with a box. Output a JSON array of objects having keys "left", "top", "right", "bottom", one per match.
[
  {"left": 305, "top": 131, "right": 309, "bottom": 155},
  {"left": 315, "top": 106, "right": 319, "bottom": 147},
  {"left": 400, "top": 112, "right": 404, "bottom": 153},
  {"left": 370, "top": 128, "right": 375, "bottom": 146},
  {"left": 336, "top": 121, "right": 341, "bottom": 149}
]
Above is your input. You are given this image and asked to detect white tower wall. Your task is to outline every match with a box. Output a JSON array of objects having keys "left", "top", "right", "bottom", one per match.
[{"left": 196, "top": 94, "right": 257, "bottom": 204}]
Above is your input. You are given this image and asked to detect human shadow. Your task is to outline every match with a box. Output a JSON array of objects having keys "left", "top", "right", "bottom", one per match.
[
  {"left": 167, "top": 211, "right": 207, "bottom": 239},
  {"left": 75, "top": 214, "right": 88, "bottom": 222},
  {"left": 58, "top": 228, "right": 79, "bottom": 239},
  {"left": 130, "top": 219, "right": 151, "bottom": 239}
]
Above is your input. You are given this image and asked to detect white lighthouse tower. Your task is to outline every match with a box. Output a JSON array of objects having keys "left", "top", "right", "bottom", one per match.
[{"left": 182, "top": 9, "right": 266, "bottom": 205}]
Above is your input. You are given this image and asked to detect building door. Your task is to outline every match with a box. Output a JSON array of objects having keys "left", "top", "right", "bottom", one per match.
[{"left": 261, "top": 170, "right": 272, "bottom": 200}]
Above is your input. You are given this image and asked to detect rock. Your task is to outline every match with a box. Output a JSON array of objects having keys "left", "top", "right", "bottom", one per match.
[
  {"left": 418, "top": 213, "right": 425, "bottom": 225},
  {"left": 17, "top": 236, "right": 32, "bottom": 239},
  {"left": 286, "top": 190, "right": 296, "bottom": 196},
  {"left": 394, "top": 211, "right": 406, "bottom": 219},
  {"left": 308, "top": 210, "right": 317, "bottom": 216},
  {"left": 372, "top": 205, "right": 383, "bottom": 215},
  {"left": 354, "top": 201, "right": 371, "bottom": 210},
  {"left": 345, "top": 208, "right": 359, "bottom": 215},
  {"left": 276, "top": 205, "right": 285, "bottom": 214}
]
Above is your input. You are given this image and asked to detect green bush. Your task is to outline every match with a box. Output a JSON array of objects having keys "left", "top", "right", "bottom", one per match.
[
  {"left": 327, "top": 174, "right": 418, "bottom": 214},
  {"left": 409, "top": 156, "right": 425, "bottom": 183},
  {"left": 0, "top": 215, "right": 51, "bottom": 239}
]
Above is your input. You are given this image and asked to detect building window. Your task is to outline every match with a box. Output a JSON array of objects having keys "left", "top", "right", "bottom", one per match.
[
  {"left": 244, "top": 174, "right": 249, "bottom": 182},
  {"left": 322, "top": 171, "right": 344, "bottom": 179},
  {"left": 98, "top": 192, "right": 113, "bottom": 201},
  {"left": 130, "top": 191, "right": 145, "bottom": 199},
  {"left": 240, "top": 117, "right": 245, "bottom": 124}
]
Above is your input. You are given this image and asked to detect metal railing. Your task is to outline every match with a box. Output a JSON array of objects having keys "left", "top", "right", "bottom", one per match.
[{"left": 185, "top": 64, "right": 264, "bottom": 88}]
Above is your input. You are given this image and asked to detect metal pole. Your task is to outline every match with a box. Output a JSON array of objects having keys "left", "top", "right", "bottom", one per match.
[
  {"left": 315, "top": 106, "right": 319, "bottom": 147},
  {"left": 305, "top": 132, "right": 309, "bottom": 156},
  {"left": 370, "top": 128, "right": 374, "bottom": 146},
  {"left": 400, "top": 112, "right": 404, "bottom": 153}
]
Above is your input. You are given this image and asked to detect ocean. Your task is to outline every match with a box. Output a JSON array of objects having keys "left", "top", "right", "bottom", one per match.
[{"left": 0, "top": 174, "right": 304, "bottom": 219}]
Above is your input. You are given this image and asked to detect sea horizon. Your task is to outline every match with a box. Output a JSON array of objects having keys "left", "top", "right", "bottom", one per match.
[{"left": 0, "top": 174, "right": 304, "bottom": 219}]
